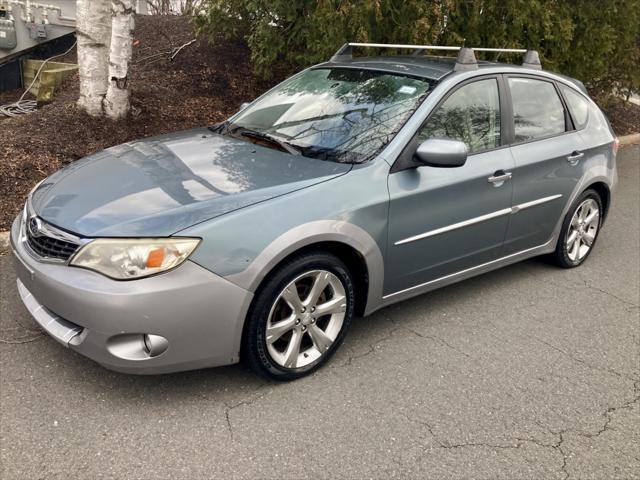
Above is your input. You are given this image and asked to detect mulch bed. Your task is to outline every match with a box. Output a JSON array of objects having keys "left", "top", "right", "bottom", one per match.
[
  {"left": 1, "top": 15, "right": 638, "bottom": 231},
  {"left": 597, "top": 96, "right": 640, "bottom": 137},
  {"left": 0, "top": 15, "right": 283, "bottom": 230}
]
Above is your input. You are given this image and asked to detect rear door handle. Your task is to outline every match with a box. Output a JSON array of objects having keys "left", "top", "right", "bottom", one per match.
[
  {"left": 567, "top": 151, "right": 584, "bottom": 165},
  {"left": 487, "top": 170, "right": 513, "bottom": 185}
]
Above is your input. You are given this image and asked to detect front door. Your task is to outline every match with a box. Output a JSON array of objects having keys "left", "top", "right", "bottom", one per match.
[{"left": 386, "top": 77, "right": 514, "bottom": 295}]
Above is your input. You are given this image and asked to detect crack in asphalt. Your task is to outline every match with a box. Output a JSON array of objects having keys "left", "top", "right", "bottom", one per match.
[
  {"left": 337, "top": 324, "right": 403, "bottom": 367},
  {"left": 557, "top": 432, "right": 570, "bottom": 480},
  {"left": 0, "top": 316, "right": 44, "bottom": 345},
  {"left": 224, "top": 387, "right": 273, "bottom": 441},
  {"left": 575, "top": 271, "right": 640, "bottom": 308},
  {"left": 329, "top": 311, "right": 638, "bottom": 480},
  {"left": 330, "top": 306, "right": 637, "bottom": 479},
  {"left": 535, "top": 387, "right": 640, "bottom": 480},
  {"left": 399, "top": 325, "right": 472, "bottom": 359},
  {"left": 396, "top": 410, "right": 447, "bottom": 448},
  {"left": 0, "top": 334, "right": 44, "bottom": 344},
  {"left": 381, "top": 311, "right": 473, "bottom": 359},
  {"left": 392, "top": 405, "right": 573, "bottom": 479},
  {"left": 577, "top": 389, "right": 640, "bottom": 441},
  {"left": 530, "top": 335, "right": 638, "bottom": 383}
]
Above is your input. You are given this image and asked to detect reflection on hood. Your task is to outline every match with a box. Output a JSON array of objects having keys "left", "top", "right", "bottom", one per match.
[{"left": 31, "top": 128, "right": 351, "bottom": 236}]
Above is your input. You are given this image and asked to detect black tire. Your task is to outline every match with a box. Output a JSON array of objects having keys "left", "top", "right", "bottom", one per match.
[
  {"left": 551, "top": 188, "right": 603, "bottom": 268},
  {"left": 243, "top": 251, "right": 355, "bottom": 381}
]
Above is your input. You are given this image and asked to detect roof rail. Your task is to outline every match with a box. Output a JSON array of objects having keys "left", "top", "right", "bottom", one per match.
[{"left": 329, "top": 43, "right": 540, "bottom": 71}]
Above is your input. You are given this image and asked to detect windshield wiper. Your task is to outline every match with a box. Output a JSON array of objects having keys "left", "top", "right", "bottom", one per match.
[
  {"left": 208, "top": 120, "right": 230, "bottom": 134},
  {"left": 229, "top": 126, "right": 301, "bottom": 156},
  {"left": 210, "top": 122, "right": 301, "bottom": 156}
]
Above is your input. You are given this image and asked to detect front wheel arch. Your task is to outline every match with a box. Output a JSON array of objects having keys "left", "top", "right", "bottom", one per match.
[
  {"left": 238, "top": 241, "right": 370, "bottom": 364},
  {"left": 241, "top": 249, "right": 357, "bottom": 379}
]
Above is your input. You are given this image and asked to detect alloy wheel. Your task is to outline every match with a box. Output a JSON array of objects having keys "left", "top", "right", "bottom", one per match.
[
  {"left": 266, "top": 270, "right": 347, "bottom": 369},
  {"left": 565, "top": 198, "right": 600, "bottom": 263}
]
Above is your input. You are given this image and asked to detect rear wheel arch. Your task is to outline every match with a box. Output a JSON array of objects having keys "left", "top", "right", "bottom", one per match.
[{"left": 585, "top": 181, "right": 610, "bottom": 222}]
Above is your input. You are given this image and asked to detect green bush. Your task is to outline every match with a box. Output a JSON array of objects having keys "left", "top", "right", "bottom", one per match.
[{"left": 195, "top": 0, "right": 639, "bottom": 97}]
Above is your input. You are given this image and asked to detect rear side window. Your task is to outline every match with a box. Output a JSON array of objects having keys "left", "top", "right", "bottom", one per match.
[
  {"left": 508, "top": 77, "right": 565, "bottom": 143},
  {"left": 418, "top": 78, "right": 500, "bottom": 154},
  {"left": 560, "top": 84, "right": 589, "bottom": 129}
]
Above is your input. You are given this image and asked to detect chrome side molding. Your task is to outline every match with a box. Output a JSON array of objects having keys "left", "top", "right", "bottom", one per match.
[
  {"left": 395, "top": 208, "right": 512, "bottom": 245},
  {"left": 510, "top": 194, "right": 563, "bottom": 214},
  {"left": 394, "top": 194, "right": 563, "bottom": 246}
]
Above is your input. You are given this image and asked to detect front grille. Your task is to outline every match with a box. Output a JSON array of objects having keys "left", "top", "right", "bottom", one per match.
[{"left": 25, "top": 216, "right": 80, "bottom": 261}]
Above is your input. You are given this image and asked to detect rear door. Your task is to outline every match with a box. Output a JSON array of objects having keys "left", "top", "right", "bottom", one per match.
[
  {"left": 502, "top": 75, "right": 586, "bottom": 255},
  {"left": 386, "top": 76, "right": 515, "bottom": 295}
]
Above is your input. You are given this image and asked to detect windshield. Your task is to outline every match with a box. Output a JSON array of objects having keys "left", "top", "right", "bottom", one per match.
[{"left": 223, "top": 68, "right": 431, "bottom": 163}]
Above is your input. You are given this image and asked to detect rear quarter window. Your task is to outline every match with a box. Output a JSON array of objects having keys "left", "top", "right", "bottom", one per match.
[
  {"left": 508, "top": 77, "right": 566, "bottom": 143},
  {"left": 560, "top": 84, "right": 590, "bottom": 129}
]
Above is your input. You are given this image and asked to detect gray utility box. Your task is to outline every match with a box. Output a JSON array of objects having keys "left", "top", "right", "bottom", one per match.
[{"left": 0, "top": 18, "right": 17, "bottom": 50}]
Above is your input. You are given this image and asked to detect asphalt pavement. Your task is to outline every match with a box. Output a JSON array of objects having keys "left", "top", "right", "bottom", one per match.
[{"left": 1, "top": 146, "right": 638, "bottom": 479}]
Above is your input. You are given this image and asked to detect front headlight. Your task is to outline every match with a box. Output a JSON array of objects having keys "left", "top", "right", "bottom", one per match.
[{"left": 70, "top": 238, "right": 201, "bottom": 280}]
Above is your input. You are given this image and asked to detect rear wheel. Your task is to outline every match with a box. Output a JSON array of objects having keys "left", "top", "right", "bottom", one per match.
[
  {"left": 552, "top": 189, "right": 603, "bottom": 268},
  {"left": 244, "top": 252, "right": 355, "bottom": 381}
]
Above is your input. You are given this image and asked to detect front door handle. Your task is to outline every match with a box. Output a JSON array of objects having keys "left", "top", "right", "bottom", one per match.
[
  {"left": 487, "top": 170, "right": 513, "bottom": 186},
  {"left": 567, "top": 151, "right": 584, "bottom": 165}
]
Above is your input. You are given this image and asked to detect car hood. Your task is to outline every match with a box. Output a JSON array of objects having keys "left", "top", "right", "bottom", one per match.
[{"left": 31, "top": 128, "right": 351, "bottom": 237}]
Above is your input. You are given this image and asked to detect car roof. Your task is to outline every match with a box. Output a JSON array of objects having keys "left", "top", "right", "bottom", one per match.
[
  {"left": 320, "top": 55, "right": 457, "bottom": 81},
  {"left": 316, "top": 55, "right": 588, "bottom": 93}
]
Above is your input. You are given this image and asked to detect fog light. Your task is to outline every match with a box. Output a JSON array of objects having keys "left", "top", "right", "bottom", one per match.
[
  {"left": 107, "top": 333, "right": 169, "bottom": 360},
  {"left": 142, "top": 334, "right": 169, "bottom": 357}
]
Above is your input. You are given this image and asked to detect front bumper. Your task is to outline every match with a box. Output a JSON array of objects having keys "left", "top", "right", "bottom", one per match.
[{"left": 10, "top": 215, "right": 253, "bottom": 374}]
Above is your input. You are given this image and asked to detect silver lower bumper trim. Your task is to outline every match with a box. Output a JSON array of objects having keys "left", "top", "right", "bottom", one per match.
[{"left": 16, "top": 279, "right": 83, "bottom": 347}]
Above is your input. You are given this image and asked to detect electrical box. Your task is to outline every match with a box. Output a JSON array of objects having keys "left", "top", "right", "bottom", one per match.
[
  {"left": 0, "top": 16, "right": 17, "bottom": 50},
  {"left": 28, "top": 23, "right": 47, "bottom": 40}
]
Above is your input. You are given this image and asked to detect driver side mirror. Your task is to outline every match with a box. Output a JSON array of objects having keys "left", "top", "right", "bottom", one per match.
[
  {"left": 415, "top": 138, "right": 468, "bottom": 168},
  {"left": 239, "top": 102, "right": 250, "bottom": 111}
]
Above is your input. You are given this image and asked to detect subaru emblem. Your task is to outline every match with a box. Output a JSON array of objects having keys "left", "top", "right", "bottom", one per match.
[{"left": 29, "top": 217, "right": 43, "bottom": 237}]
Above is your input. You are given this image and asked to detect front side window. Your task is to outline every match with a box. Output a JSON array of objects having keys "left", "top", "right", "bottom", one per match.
[
  {"left": 417, "top": 78, "right": 501, "bottom": 154},
  {"left": 560, "top": 84, "right": 589, "bottom": 129},
  {"left": 227, "top": 68, "right": 431, "bottom": 163},
  {"left": 509, "top": 77, "right": 566, "bottom": 142}
]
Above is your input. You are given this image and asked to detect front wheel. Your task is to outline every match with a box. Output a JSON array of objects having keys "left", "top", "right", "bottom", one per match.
[
  {"left": 552, "top": 189, "right": 603, "bottom": 268},
  {"left": 243, "top": 252, "right": 355, "bottom": 381}
]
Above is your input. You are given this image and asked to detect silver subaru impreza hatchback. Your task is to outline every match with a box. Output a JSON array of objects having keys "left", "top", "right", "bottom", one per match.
[{"left": 12, "top": 44, "right": 618, "bottom": 380}]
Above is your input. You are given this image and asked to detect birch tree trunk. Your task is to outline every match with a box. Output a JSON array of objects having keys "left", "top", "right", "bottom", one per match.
[
  {"left": 76, "top": 0, "right": 112, "bottom": 116},
  {"left": 104, "top": 0, "right": 136, "bottom": 119}
]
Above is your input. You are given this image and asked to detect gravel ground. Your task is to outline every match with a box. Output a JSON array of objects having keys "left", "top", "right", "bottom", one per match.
[{"left": 1, "top": 146, "right": 638, "bottom": 479}]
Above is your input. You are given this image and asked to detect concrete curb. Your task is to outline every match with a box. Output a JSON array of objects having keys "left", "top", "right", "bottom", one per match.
[{"left": 619, "top": 132, "right": 640, "bottom": 146}]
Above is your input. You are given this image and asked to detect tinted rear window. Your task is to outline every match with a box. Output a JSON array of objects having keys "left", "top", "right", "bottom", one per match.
[
  {"left": 560, "top": 84, "right": 589, "bottom": 129},
  {"left": 509, "top": 77, "right": 566, "bottom": 143}
]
